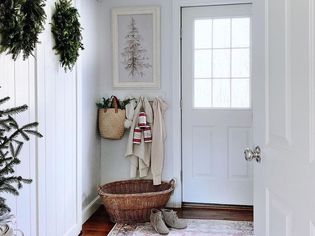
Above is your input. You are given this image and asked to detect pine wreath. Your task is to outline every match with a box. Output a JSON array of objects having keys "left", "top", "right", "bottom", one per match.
[
  {"left": 51, "top": 0, "right": 84, "bottom": 71},
  {"left": 0, "top": 0, "right": 24, "bottom": 60},
  {"left": 20, "top": 0, "right": 46, "bottom": 59},
  {"left": 0, "top": 0, "right": 46, "bottom": 60}
]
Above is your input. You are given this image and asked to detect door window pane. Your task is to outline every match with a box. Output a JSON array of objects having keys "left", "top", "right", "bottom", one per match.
[
  {"left": 213, "top": 79, "right": 230, "bottom": 107},
  {"left": 231, "top": 79, "right": 250, "bottom": 108},
  {"left": 213, "top": 19, "right": 231, "bottom": 48},
  {"left": 194, "top": 79, "right": 212, "bottom": 108},
  {"left": 213, "top": 49, "right": 230, "bottom": 78},
  {"left": 232, "top": 49, "right": 250, "bottom": 77},
  {"left": 195, "top": 19, "right": 212, "bottom": 49},
  {"left": 193, "top": 17, "right": 251, "bottom": 109},
  {"left": 194, "top": 50, "right": 212, "bottom": 78},
  {"left": 232, "top": 18, "right": 250, "bottom": 47}
]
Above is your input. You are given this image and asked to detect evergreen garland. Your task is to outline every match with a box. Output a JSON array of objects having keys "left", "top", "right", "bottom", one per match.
[
  {"left": 51, "top": 0, "right": 84, "bottom": 71},
  {"left": 0, "top": 95, "right": 42, "bottom": 216},
  {"left": 96, "top": 96, "right": 134, "bottom": 110},
  {"left": 20, "top": 0, "right": 46, "bottom": 59},
  {"left": 0, "top": 0, "right": 46, "bottom": 60},
  {"left": 0, "top": 0, "right": 24, "bottom": 60}
]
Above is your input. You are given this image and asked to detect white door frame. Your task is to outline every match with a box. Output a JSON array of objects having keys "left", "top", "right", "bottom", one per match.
[{"left": 171, "top": 0, "right": 253, "bottom": 208}]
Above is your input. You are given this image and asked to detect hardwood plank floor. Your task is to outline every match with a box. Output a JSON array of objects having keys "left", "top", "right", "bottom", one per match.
[{"left": 81, "top": 204, "right": 253, "bottom": 236}]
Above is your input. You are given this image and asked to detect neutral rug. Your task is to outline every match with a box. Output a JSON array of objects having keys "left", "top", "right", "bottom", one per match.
[{"left": 108, "top": 219, "right": 254, "bottom": 236}]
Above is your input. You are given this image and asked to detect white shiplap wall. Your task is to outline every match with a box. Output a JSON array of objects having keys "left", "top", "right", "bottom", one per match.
[
  {"left": 0, "top": 0, "right": 84, "bottom": 235},
  {"left": 37, "top": 0, "right": 80, "bottom": 234},
  {"left": 0, "top": 56, "right": 37, "bottom": 235}
]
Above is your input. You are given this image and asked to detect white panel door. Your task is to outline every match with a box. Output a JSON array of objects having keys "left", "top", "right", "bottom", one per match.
[
  {"left": 252, "top": 0, "right": 315, "bottom": 235},
  {"left": 182, "top": 4, "right": 253, "bottom": 205}
]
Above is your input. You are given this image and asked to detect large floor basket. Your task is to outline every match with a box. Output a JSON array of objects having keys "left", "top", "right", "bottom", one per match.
[{"left": 98, "top": 179, "right": 175, "bottom": 224}]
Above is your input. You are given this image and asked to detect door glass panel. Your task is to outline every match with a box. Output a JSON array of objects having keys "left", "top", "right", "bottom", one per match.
[
  {"left": 193, "top": 17, "right": 251, "bottom": 109},
  {"left": 194, "top": 79, "right": 212, "bottom": 108},
  {"left": 232, "top": 18, "right": 250, "bottom": 47},
  {"left": 231, "top": 79, "right": 250, "bottom": 108},
  {"left": 195, "top": 19, "right": 212, "bottom": 49},
  {"left": 213, "top": 79, "right": 230, "bottom": 107},
  {"left": 213, "top": 19, "right": 231, "bottom": 48},
  {"left": 213, "top": 49, "right": 230, "bottom": 78},
  {"left": 231, "top": 48, "right": 250, "bottom": 77},
  {"left": 194, "top": 50, "right": 212, "bottom": 78}
]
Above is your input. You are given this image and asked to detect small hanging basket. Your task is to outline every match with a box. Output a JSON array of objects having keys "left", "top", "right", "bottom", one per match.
[{"left": 98, "top": 96, "right": 126, "bottom": 140}]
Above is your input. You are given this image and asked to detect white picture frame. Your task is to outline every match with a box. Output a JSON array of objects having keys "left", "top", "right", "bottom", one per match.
[{"left": 112, "top": 7, "right": 160, "bottom": 88}]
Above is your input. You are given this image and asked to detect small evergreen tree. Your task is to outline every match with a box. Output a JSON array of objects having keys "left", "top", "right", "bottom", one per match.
[
  {"left": 0, "top": 95, "right": 42, "bottom": 217},
  {"left": 121, "top": 17, "right": 151, "bottom": 79}
]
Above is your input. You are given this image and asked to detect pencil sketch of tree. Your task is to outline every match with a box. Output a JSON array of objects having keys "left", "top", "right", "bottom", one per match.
[{"left": 121, "top": 17, "right": 151, "bottom": 79}]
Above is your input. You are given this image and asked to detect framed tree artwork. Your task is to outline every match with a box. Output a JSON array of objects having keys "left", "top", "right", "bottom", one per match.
[{"left": 112, "top": 7, "right": 160, "bottom": 88}]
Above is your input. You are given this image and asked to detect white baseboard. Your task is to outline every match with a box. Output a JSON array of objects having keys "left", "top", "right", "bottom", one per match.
[
  {"left": 64, "top": 224, "right": 81, "bottom": 236},
  {"left": 82, "top": 196, "right": 102, "bottom": 223}
]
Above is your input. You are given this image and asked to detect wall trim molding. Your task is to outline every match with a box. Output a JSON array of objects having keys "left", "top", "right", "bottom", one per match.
[
  {"left": 309, "top": 0, "right": 315, "bottom": 163},
  {"left": 310, "top": 221, "right": 315, "bottom": 236},
  {"left": 82, "top": 196, "right": 102, "bottom": 224},
  {"left": 76, "top": 0, "right": 84, "bottom": 233},
  {"left": 171, "top": 0, "right": 253, "bottom": 207}
]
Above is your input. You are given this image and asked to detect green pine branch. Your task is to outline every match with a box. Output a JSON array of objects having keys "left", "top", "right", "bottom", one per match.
[
  {"left": 0, "top": 95, "right": 42, "bottom": 215},
  {"left": 0, "top": 0, "right": 46, "bottom": 60},
  {"left": 51, "top": 0, "right": 84, "bottom": 71}
]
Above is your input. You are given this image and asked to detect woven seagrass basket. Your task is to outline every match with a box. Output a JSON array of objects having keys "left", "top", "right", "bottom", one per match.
[
  {"left": 98, "top": 96, "right": 125, "bottom": 140},
  {"left": 98, "top": 179, "right": 175, "bottom": 224},
  {"left": 98, "top": 108, "right": 125, "bottom": 139}
]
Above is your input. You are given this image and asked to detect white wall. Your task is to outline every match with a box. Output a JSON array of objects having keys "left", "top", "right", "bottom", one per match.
[
  {"left": 0, "top": 55, "right": 37, "bottom": 236},
  {"left": 36, "top": 1, "right": 79, "bottom": 234},
  {"left": 0, "top": 0, "right": 101, "bottom": 235},
  {"left": 80, "top": 0, "right": 102, "bottom": 222},
  {"left": 99, "top": 0, "right": 178, "bottom": 205}
]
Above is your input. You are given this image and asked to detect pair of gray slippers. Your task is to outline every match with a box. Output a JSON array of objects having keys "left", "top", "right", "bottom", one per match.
[{"left": 150, "top": 209, "right": 187, "bottom": 235}]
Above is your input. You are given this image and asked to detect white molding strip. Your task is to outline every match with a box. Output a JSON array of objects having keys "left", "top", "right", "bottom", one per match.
[
  {"left": 64, "top": 224, "right": 82, "bottom": 236},
  {"left": 82, "top": 196, "right": 102, "bottom": 224},
  {"left": 309, "top": 0, "right": 315, "bottom": 163},
  {"left": 310, "top": 221, "right": 315, "bottom": 236},
  {"left": 171, "top": 0, "right": 182, "bottom": 209}
]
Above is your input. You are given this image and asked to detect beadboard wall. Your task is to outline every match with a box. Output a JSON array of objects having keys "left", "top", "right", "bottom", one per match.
[
  {"left": 0, "top": 0, "right": 101, "bottom": 235},
  {"left": 0, "top": 55, "right": 37, "bottom": 236}
]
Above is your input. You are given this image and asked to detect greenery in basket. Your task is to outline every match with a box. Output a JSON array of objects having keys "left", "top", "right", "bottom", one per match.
[
  {"left": 0, "top": 95, "right": 42, "bottom": 217},
  {"left": 0, "top": 0, "right": 46, "bottom": 60},
  {"left": 96, "top": 97, "right": 134, "bottom": 110},
  {"left": 51, "top": 0, "right": 84, "bottom": 71}
]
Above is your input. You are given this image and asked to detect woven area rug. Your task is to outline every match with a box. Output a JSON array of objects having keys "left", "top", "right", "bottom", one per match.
[{"left": 108, "top": 219, "right": 254, "bottom": 236}]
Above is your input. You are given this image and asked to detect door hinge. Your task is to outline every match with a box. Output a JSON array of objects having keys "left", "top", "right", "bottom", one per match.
[{"left": 180, "top": 99, "right": 183, "bottom": 110}]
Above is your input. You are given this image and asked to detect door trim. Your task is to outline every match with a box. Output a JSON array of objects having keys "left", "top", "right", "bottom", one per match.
[{"left": 171, "top": 0, "right": 253, "bottom": 208}]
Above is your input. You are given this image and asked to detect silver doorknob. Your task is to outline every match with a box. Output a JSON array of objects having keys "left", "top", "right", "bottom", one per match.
[{"left": 244, "top": 146, "right": 261, "bottom": 162}]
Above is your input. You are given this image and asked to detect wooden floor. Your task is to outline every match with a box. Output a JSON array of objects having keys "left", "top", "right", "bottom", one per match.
[{"left": 81, "top": 204, "right": 253, "bottom": 236}]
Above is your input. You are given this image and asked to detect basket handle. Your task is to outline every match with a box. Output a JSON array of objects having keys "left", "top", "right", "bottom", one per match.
[
  {"left": 97, "top": 185, "right": 105, "bottom": 196},
  {"left": 169, "top": 179, "right": 176, "bottom": 190},
  {"left": 111, "top": 96, "right": 119, "bottom": 113}
]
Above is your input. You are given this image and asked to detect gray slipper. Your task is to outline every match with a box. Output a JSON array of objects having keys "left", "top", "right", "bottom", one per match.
[
  {"left": 161, "top": 209, "right": 187, "bottom": 229},
  {"left": 150, "top": 209, "right": 169, "bottom": 235}
]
